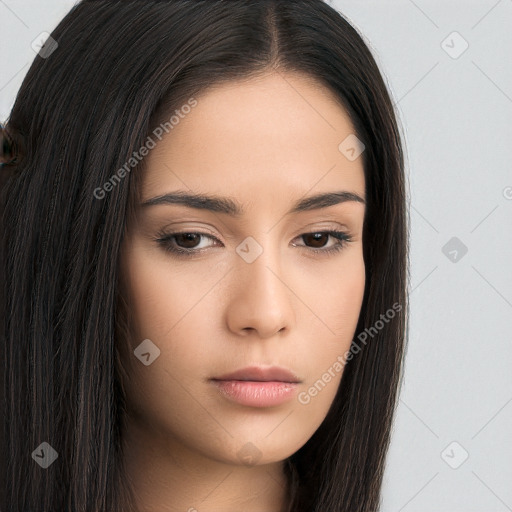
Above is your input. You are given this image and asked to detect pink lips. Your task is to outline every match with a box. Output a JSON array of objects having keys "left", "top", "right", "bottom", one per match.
[{"left": 210, "top": 366, "right": 301, "bottom": 408}]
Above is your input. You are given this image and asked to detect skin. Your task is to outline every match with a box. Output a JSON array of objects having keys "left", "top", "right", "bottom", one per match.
[{"left": 118, "top": 70, "right": 366, "bottom": 512}]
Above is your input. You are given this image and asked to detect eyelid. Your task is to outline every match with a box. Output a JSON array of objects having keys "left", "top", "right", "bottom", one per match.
[{"left": 157, "top": 220, "right": 352, "bottom": 237}]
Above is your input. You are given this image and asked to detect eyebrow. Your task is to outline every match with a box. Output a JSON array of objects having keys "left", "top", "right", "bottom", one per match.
[{"left": 141, "top": 189, "right": 366, "bottom": 215}]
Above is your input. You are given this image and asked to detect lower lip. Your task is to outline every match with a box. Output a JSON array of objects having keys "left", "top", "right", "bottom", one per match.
[{"left": 211, "top": 380, "right": 298, "bottom": 407}]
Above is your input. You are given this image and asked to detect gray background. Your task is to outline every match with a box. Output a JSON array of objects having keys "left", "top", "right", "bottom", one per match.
[{"left": 1, "top": 1, "right": 511, "bottom": 511}]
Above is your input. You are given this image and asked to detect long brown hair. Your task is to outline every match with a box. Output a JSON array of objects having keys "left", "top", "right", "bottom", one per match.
[{"left": 0, "top": 1, "right": 408, "bottom": 510}]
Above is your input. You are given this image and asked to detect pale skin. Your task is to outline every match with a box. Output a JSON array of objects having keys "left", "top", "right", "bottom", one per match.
[{"left": 118, "top": 70, "right": 366, "bottom": 512}]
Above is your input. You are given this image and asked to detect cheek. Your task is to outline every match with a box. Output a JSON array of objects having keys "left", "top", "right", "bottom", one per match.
[
  {"left": 305, "top": 250, "right": 365, "bottom": 341},
  {"left": 118, "top": 244, "right": 215, "bottom": 387},
  {"left": 330, "top": 259, "right": 365, "bottom": 338},
  {"left": 121, "top": 244, "right": 207, "bottom": 341},
  {"left": 297, "top": 253, "right": 365, "bottom": 395}
]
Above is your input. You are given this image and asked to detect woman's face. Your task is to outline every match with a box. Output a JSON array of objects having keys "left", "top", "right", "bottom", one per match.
[{"left": 119, "top": 71, "right": 366, "bottom": 468}]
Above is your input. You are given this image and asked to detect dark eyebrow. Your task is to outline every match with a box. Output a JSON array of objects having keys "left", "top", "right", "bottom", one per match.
[{"left": 140, "top": 190, "right": 365, "bottom": 215}]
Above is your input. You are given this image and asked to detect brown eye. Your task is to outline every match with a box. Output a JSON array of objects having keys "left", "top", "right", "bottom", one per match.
[
  {"left": 292, "top": 230, "right": 352, "bottom": 256},
  {"left": 155, "top": 231, "right": 220, "bottom": 255},
  {"left": 174, "top": 233, "right": 202, "bottom": 249},
  {"left": 302, "top": 233, "right": 330, "bottom": 249}
]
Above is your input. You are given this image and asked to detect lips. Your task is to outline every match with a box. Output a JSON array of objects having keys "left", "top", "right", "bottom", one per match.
[{"left": 211, "top": 366, "right": 301, "bottom": 383}]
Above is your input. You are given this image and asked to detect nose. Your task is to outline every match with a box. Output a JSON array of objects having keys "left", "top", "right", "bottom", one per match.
[{"left": 224, "top": 244, "right": 295, "bottom": 339}]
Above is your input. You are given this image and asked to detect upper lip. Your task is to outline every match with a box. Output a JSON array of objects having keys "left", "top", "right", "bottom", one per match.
[{"left": 212, "top": 366, "right": 301, "bottom": 383}]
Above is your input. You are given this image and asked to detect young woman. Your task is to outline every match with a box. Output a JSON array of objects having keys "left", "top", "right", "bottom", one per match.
[{"left": 0, "top": 1, "right": 409, "bottom": 511}]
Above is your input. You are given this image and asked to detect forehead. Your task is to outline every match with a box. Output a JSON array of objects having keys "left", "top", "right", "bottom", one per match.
[{"left": 141, "top": 71, "right": 365, "bottom": 211}]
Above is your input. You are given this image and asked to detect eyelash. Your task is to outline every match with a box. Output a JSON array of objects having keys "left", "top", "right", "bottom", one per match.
[{"left": 153, "top": 229, "right": 353, "bottom": 257}]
